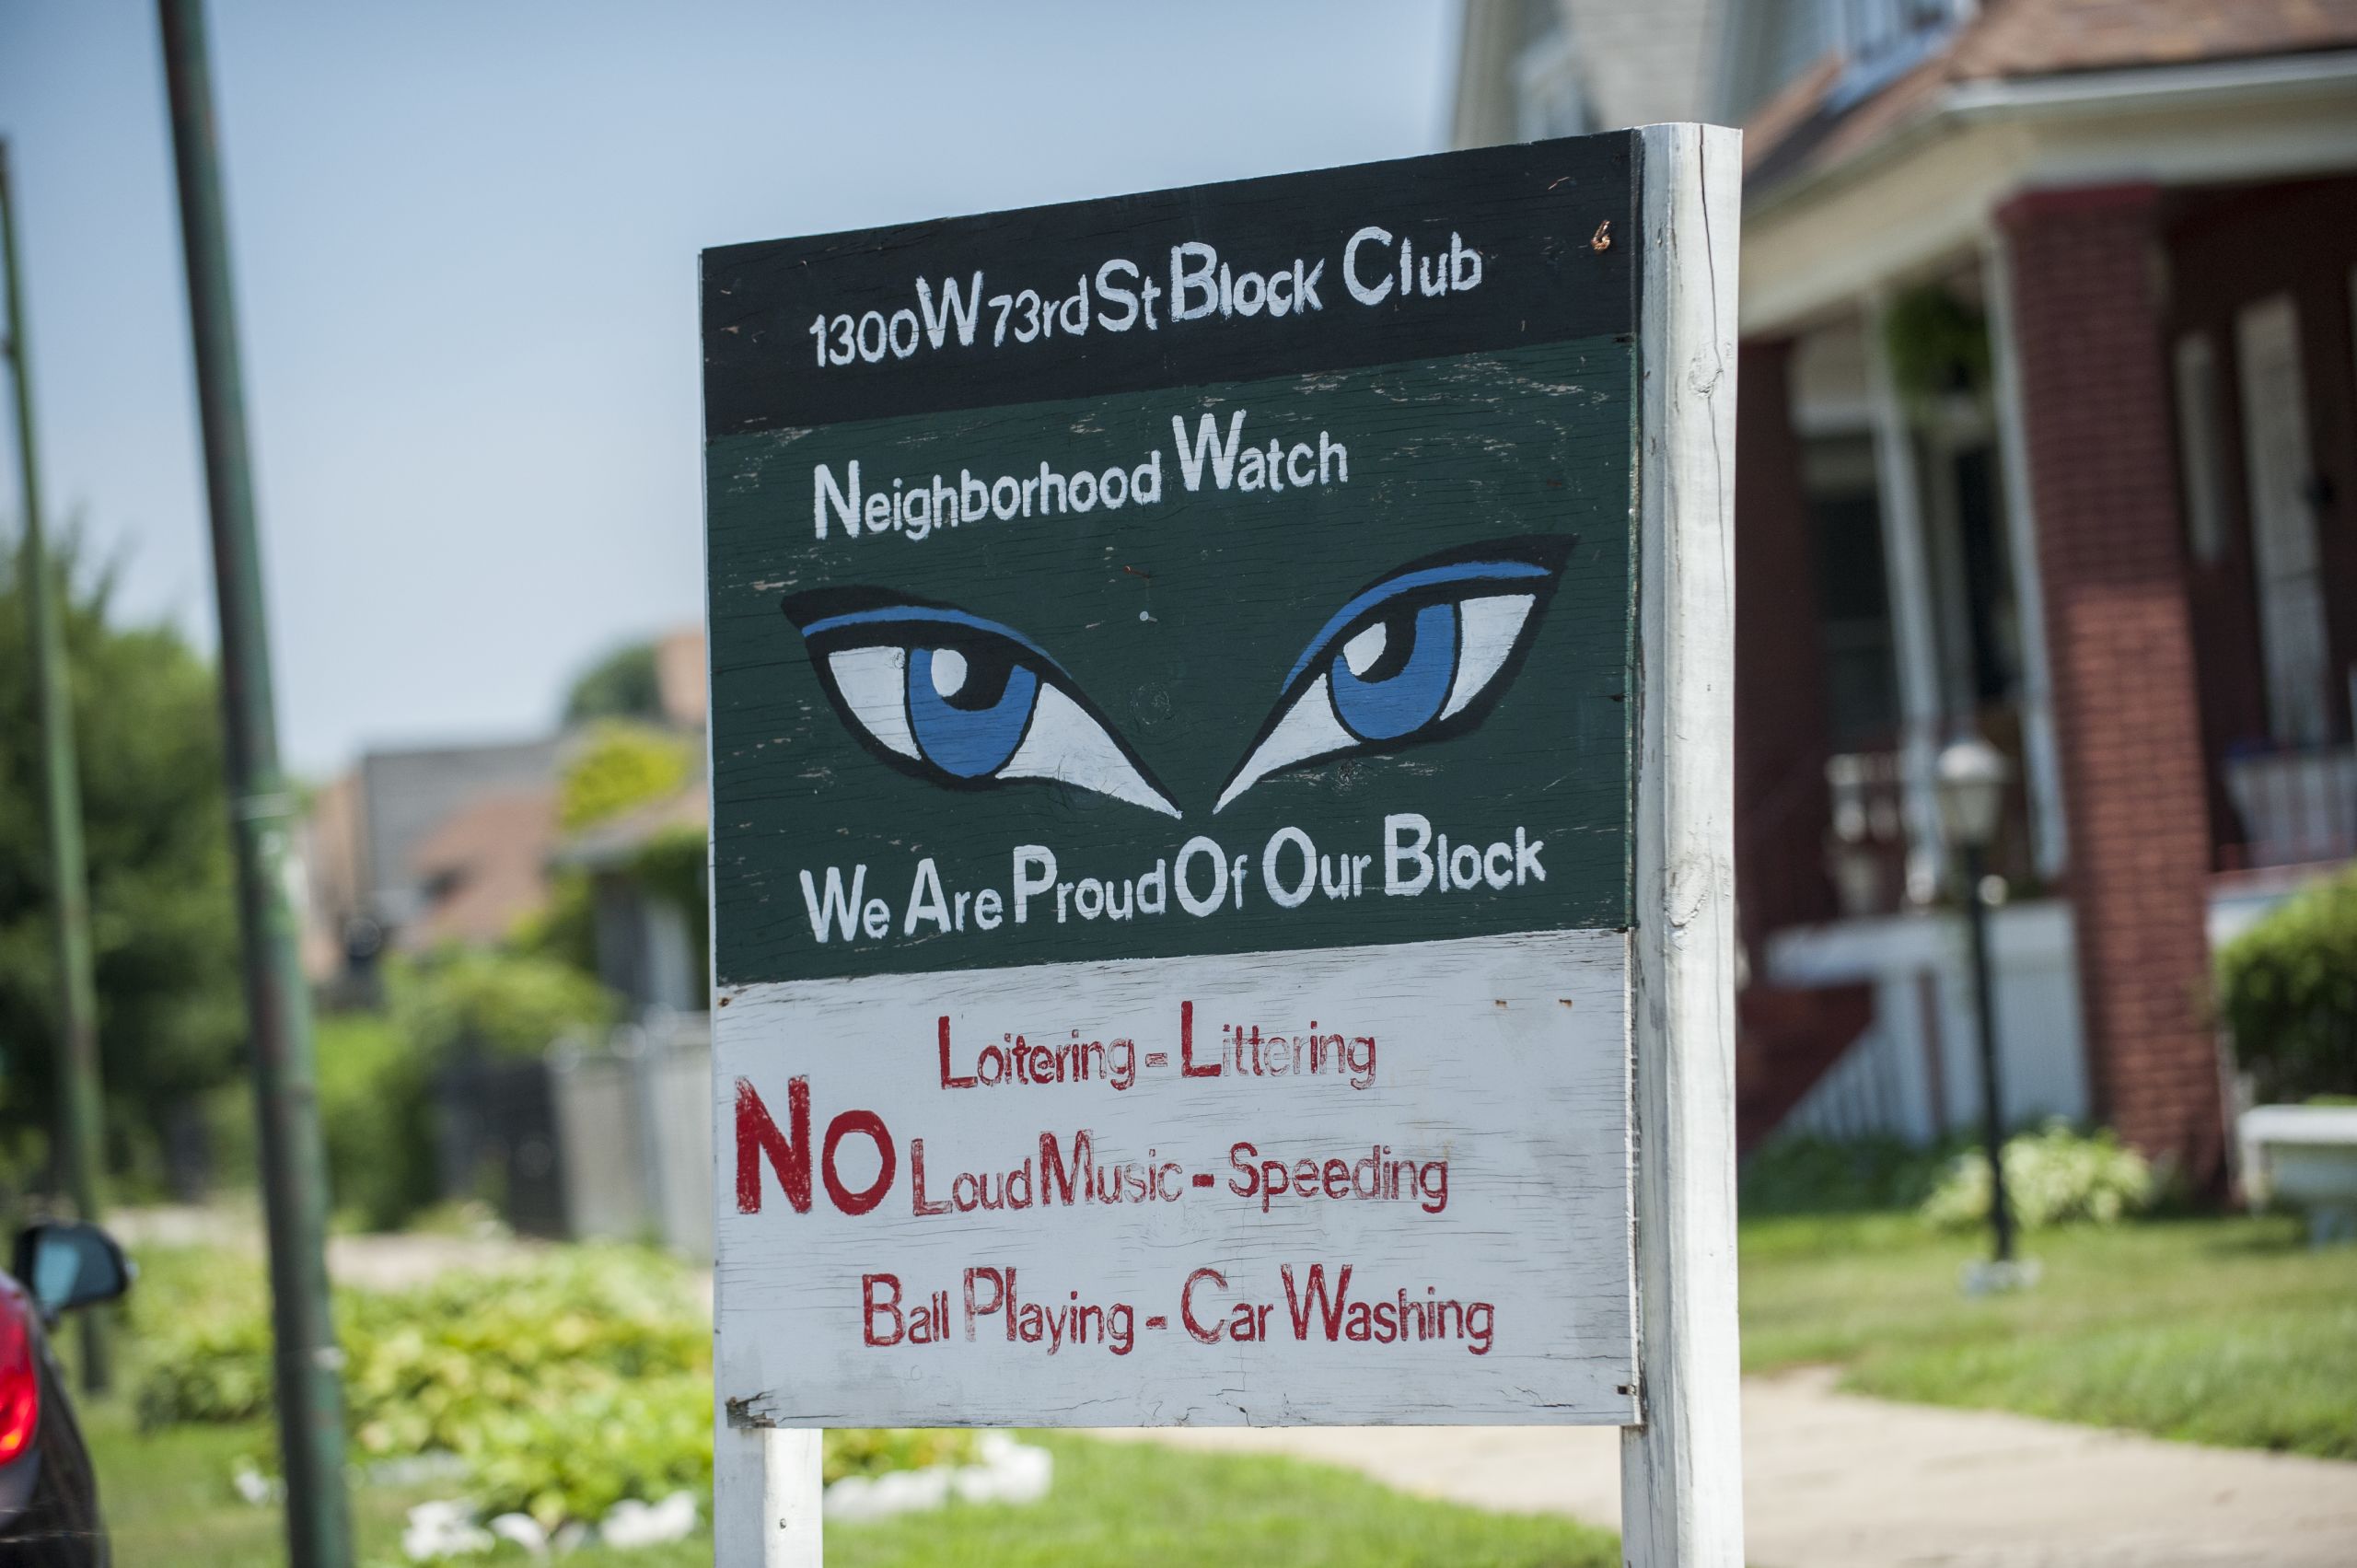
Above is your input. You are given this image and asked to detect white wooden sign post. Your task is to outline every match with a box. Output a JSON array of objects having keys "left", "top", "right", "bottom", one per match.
[{"left": 701, "top": 122, "right": 1742, "bottom": 1566}]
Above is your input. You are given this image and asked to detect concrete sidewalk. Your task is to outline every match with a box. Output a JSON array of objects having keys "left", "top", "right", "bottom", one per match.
[{"left": 1099, "top": 1366, "right": 2357, "bottom": 1568}]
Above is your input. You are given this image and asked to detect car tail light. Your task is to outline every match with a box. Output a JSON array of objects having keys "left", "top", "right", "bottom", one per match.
[{"left": 0, "top": 1295, "right": 37, "bottom": 1462}]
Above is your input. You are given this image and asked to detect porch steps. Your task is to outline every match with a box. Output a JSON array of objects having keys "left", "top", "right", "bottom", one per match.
[{"left": 1736, "top": 982, "right": 1876, "bottom": 1154}]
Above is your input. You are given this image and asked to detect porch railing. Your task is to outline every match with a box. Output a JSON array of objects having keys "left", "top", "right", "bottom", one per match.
[
  {"left": 1745, "top": 709, "right": 2040, "bottom": 942},
  {"left": 2220, "top": 743, "right": 2357, "bottom": 873}
]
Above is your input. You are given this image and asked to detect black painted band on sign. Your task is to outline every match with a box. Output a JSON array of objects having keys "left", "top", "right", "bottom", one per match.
[{"left": 702, "top": 134, "right": 1636, "bottom": 436}]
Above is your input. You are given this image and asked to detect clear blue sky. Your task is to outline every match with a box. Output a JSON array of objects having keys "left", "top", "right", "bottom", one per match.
[{"left": 1, "top": 0, "right": 1457, "bottom": 773}]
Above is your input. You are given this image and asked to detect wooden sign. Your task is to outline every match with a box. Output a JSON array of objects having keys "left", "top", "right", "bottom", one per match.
[{"left": 703, "top": 123, "right": 1741, "bottom": 1564}]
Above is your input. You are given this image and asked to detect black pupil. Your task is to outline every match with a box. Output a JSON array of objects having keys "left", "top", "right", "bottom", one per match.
[
  {"left": 935, "top": 642, "right": 1019, "bottom": 711},
  {"left": 1351, "top": 604, "right": 1424, "bottom": 683}
]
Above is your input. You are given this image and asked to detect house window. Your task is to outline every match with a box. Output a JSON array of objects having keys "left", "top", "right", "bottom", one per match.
[
  {"left": 2172, "top": 333, "right": 2230, "bottom": 565},
  {"left": 1513, "top": 1, "right": 1590, "bottom": 140},
  {"left": 1805, "top": 435, "right": 1902, "bottom": 748},
  {"left": 2235, "top": 293, "right": 2331, "bottom": 746}
]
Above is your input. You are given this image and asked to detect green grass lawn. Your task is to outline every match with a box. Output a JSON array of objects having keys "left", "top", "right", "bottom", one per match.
[
  {"left": 87, "top": 1410, "right": 1615, "bottom": 1568},
  {"left": 1740, "top": 1210, "right": 2357, "bottom": 1458},
  {"left": 83, "top": 1399, "right": 424, "bottom": 1568}
]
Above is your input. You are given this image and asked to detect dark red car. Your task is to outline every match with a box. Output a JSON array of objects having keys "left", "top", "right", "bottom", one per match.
[{"left": 0, "top": 1223, "right": 132, "bottom": 1566}]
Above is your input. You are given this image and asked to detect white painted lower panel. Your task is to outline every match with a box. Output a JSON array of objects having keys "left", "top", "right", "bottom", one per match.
[{"left": 713, "top": 930, "right": 1636, "bottom": 1426}]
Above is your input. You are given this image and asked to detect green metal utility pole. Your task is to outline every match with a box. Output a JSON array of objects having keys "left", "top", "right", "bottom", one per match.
[
  {"left": 154, "top": 6, "right": 353, "bottom": 1564},
  {"left": 1, "top": 143, "right": 111, "bottom": 1396}
]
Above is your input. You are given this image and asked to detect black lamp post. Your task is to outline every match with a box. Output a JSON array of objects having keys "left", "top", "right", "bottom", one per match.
[{"left": 1936, "top": 735, "right": 2015, "bottom": 1265}]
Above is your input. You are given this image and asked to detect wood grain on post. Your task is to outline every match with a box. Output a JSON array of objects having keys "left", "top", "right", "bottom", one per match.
[{"left": 1620, "top": 121, "right": 1746, "bottom": 1568}]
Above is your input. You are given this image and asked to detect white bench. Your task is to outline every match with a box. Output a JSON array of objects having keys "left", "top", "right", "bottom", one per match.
[{"left": 2240, "top": 1104, "right": 2357, "bottom": 1244}]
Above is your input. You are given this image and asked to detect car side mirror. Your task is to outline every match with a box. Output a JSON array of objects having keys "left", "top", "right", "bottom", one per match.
[{"left": 12, "top": 1223, "right": 133, "bottom": 1323}]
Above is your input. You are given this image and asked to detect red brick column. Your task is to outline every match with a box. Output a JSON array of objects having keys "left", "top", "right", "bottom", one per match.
[
  {"left": 2000, "top": 185, "right": 2223, "bottom": 1185},
  {"left": 1733, "top": 337, "right": 1833, "bottom": 956}
]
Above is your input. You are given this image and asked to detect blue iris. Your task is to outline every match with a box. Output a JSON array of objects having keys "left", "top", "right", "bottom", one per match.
[
  {"left": 1329, "top": 602, "right": 1458, "bottom": 742},
  {"left": 909, "top": 646, "right": 1039, "bottom": 778}
]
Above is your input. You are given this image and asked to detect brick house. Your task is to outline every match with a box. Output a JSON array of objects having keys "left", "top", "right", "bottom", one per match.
[{"left": 1455, "top": 0, "right": 2357, "bottom": 1181}]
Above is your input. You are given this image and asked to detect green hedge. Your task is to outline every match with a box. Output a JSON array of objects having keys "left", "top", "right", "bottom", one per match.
[{"left": 2218, "top": 864, "right": 2357, "bottom": 1103}]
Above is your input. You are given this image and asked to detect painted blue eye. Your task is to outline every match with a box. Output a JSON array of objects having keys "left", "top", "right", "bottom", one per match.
[
  {"left": 907, "top": 646, "right": 1039, "bottom": 778},
  {"left": 1329, "top": 601, "right": 1459, "bottom": 742},
  {"left": 1216, "top": 539, "right": 1573, "bottom": 812},
  {"left": 786, "top": 595, "right": 1178, "bottom": 818}
]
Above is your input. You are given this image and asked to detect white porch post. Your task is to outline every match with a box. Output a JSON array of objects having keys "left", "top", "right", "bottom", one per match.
[
  {"left": 1981, "top": 231, "right": 2069, "bottom": 879},
  {"left": 1863, "top": 290, "right": 1948, "bottom": 900}
]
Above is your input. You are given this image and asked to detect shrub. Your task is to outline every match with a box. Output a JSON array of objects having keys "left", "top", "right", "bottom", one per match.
[
  {"left": 2217, "top": 863, "right": 2357, "bottom": 1103},
  {"left": 510, "top": 868, "right": 599, "bottom": 974},
  {"left": 197, "top": 1017, "right": 435, "bottom": 1227},
  {"left": 1883, "top": 283, "right": 1991, "bottom": 406},
  {"left": 297, "top": 955, "right": 613, "bottom": 1231},
  {"left": 387, "top": 947, "right": 615, "bottom": 1063},
  {"left": 464, "top": 1372, "right": 714, "bottom": 1530},
  {"left": 823, "top": 1427, "right": 976, "bottom": 1486},
  {"left": 139, "top": 1246, "right": 707, "bottom": 1524},
  {"left": 316, "top": 1012, "right": 437, "bottom": 1231},
  {"left": 133, "top": 1246, "right": 969, "bottom": 1530},
  {"left": 1921, "top": 1121, "right": 2154, "bottom": 1232}
]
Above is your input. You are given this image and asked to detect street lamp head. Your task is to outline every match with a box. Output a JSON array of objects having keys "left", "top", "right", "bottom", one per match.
[{"left": 1935, "top": 734, "right": 2011, "bottom": 850}]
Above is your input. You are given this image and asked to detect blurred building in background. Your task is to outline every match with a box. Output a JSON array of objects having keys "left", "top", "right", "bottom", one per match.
[
  {"left": 295, "top": 628, "right": 714, "bottom": 1247},
  {"left": 299, "top": 737, "right": 561, "bottom": 996},
  {"left": 1457, "top": 0, "right": 2357, "bottom": 1182},
  {"left": 299, "top": 629, "right": 714, "bottom": 991},
  {"left": 650, "top": 625, "right": 708, "bottom": 732}
]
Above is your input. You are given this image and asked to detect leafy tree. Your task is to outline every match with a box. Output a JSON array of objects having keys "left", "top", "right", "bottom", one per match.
[
  {"left": 562, "top": 640, "right": 664, "bottom": 725},
  {"left": 0, "top": 538, "right": 243, "bottom": 1189},
  {"left": 558, "top": 720, "right": 693, "bottom": 831}
]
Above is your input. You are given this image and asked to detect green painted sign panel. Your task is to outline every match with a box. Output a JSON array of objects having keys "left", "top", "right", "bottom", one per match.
[{"left": 704, "top": 136, "right": 1640, "bottom": 988}]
